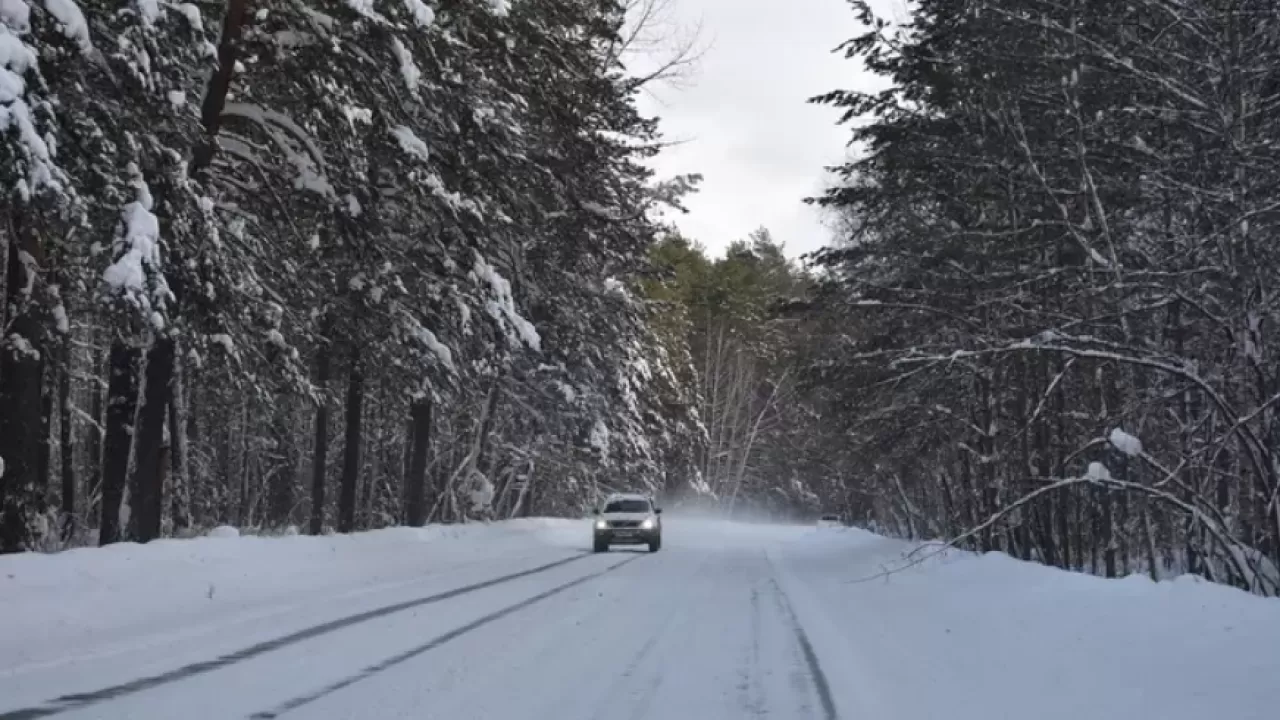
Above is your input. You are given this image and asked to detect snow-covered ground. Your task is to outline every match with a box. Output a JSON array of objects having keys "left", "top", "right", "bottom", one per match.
[{"left": 2, "top": 517, "right": 1277, "bottom": 719}]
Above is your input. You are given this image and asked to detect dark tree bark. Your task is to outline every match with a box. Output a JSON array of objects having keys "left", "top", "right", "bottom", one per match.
[
  {"left": 338, "top": 349, "right": 364, "bottom": 533},
  {"left": 309, "top": 344, "right": 332, "bottom": 535},
  {"left": 37, "top": 364, "right": 52, "bottom": 496},
  {"left": 59, "top": 337, "right": 75, "bottom": 541},
  {"left": 128, "top": 338, "right": 175, "bottom": 543},
  {"left": 87, "top": 341, "right": 104, "bottom": 520},
  {"left": 99, "top": 342, "right": 141, "bottom": 546},
  {"left": 237, "top": 400, "right": 252, "bottom": 526},
  {"left": 192, "top": 0, "right": 250, "bottom": 174},
  {"left": 267, "top": 394, "right": 297, "bottom": 526},
  {"left": 0, "top": 227, "right": 46, "bottom": 552},
  {"left": 405, "top": 396, "right": 433, "bottom": 527},
  {"left": 0, "top": 317, "right": 45, "bottom": 552},
  {"left": 167, "top": 343, "right": 190, "bottom": 531}
]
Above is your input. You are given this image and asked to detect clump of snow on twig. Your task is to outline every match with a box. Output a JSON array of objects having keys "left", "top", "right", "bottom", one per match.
[
  {"left": 43, "top": 0, "right": 94, "bottom": 53},
  {"left": 588, "top": 418, "right": 610, "bottom": 460},
  {"left": 467, "top": 471, "right": 494, "bottom": 512},
  {"left": 104, "top": 167, "right": 169, "bottom": 328},
  {"left": 1108, "top": 428, "right": 1143, "bottom": 458},
  {"left": 135, "top": 0, "right": 160, "bottom": 26},
  {"left": 175, "top": 3, "right": 203, "bottom": 31},
  {"left": 1086, "top": 462, "right": 1111, "bottom": 482},
  {"left": 391, "top": 125, "right": 429, "bottom": 162},
  {"left": 0, "top": 0, "right": 30, "bottom": 30},
  {"left": 402, "top": 0, "right": 435, "bottom": 27},
  {"left": 344, "top": 0, "right": 387, "bottom": 22},
  {"left": 471, "top": 254, "right": 541, "bottom": 351},
  {"left": 390, "top": 36, "right": 420, "bottom": 93}
]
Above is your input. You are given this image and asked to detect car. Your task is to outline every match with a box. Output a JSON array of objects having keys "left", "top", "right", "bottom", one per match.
[
  {"left": 817, "top": 514, "right": 842, "bottom": 528},
  {"left": 592, "top": 493, "right": 662, "bottom": 553}
]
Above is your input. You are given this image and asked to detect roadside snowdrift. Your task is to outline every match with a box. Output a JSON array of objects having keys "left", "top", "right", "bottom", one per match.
[
  {"left": 0, "top": 518, "right": 583, "bottom": 676},
  {"left": 777, "top": 527, "right": 1280, "bottom": 720}
]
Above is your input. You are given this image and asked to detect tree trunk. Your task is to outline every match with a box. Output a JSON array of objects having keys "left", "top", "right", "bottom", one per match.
[
  {"left": 99, "top": 343, "right": 141, "bottom": 546},
  {"left": 128, "top": 338, "right": 175, "bottom": 543},
  {"left": 0, "top": 324, "right": 45, "bottom": 552},
  {"left": 405, "top": 396, "right": 433, "bottom": 526},
  {"left": 267, "top": 394, "right": 297, "bottom": 527},
  {"left": 87, "top": 340, "right": 104, "bottom": 521},
  {"left": 37, "top": 364, "right": 52, "bottom": 498},
  {"left": 309, "top": 345, "right": 332, "bottom": 535},
  {"left": 338, "top": 349, "right": 364, "bottom": 533},
  {"left": 168, "top": 342, "right": 190, "bottom": 531},
  {"left": 192, "top": 0, "right": 250, "bottom": 174},
  {"left": 59, "top": 337, "right": 75, "bottom": 541},
  {"left": 237, "top": 399, "right": 252, "bottom": 526}
]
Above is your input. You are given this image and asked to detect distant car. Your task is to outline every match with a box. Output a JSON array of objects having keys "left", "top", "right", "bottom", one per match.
[
  {"left": 592, "top": 493, "right": 662, "bottom": 553},
  {"left": 817, "top": 514, "right": 842, "bottom": 528}
]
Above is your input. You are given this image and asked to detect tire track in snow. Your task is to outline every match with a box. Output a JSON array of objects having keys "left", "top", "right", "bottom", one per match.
[
  {"left": 768, "top": 575, "right": 839, "bottom": 720},
  {"left": 249, "top": 553, "right": 647, "bottom": 719},
  {"left": 735, "top": 583, "right": 767, "bottom": 717},
  {"left": 0, "top": 552, "right": 594, "bottom": 720}
]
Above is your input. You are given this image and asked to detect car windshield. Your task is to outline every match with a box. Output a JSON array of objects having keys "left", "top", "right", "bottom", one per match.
[{"left": 604, "top": 499, "right": 651, "bottom": 513}]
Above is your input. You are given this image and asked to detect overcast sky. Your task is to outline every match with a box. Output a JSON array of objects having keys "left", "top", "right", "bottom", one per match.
[{"left": 629, "top": 0, "right": 884, "bottom": 259}]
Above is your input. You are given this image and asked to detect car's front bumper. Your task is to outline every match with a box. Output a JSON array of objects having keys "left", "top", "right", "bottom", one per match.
[{"left": 594, "top": 528, "right": 659, "bottom": 544}]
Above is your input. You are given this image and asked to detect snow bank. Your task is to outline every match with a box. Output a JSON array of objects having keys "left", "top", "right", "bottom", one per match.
[
  {"left": 776, "top": 530, "right": 1280, "bottom": 720},
  {"left": 0, "top": 519, "right": 583, "bottom": 675}
]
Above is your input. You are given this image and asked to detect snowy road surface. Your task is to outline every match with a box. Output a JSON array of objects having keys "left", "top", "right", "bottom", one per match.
[{"left": 3, "top": 518, "right": 1279, "bottom": 720}]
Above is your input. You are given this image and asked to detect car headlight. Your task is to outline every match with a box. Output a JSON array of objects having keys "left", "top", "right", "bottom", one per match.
[
  {"left": 594, "top": 520, "right": 607, "bottom": 530},
  {"left": 641, "top": 517, "right": 655, "bottom": 530}
]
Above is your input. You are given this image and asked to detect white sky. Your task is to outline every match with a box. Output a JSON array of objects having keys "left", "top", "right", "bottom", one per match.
[{"left": 631, "top": 0, "right": 904, "bottom": 259}]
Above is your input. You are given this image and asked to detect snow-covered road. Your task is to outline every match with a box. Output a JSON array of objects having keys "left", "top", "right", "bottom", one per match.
[{"left": 3, "top": 518, "right": 1279, "bottom": 720}]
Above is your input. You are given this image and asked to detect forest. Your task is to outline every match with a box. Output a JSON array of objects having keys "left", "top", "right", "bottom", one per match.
[
  {"left": 0, "top": 0, "right": 712, "bottom": 551},
  {"left": 806, "top": 0, "right": 1280, "bottom": 595},
  {"left": 4, "top": 0, "right": 1279, "bottom": 599}
]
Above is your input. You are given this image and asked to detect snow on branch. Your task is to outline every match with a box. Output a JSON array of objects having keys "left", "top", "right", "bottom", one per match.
[
  {"left": 103, "top": 166, "right": 170, "bottom": 330},
  {"left": 390, "top": 125, "right": 429, "bottom": 162},
  {"left": 42, "top": 0, "right": 93, "bottom": 54},
  {"left": 222, "top": 102, "right": 333, "bottom": 199},
  {"left": 390, "top": 36, "right": 420, "bottom": 93},
  {"left": 1108, "top": 428, "right": 1142, "bottom": 458},
  {"left": 1, "top": 12, "right": 68, "bottom": 198},
  {"left": 343, "top": 0, "right": 388, "bottom": 23},
  {"left": 470, "top": 254, "right": 540, "bottom": 352},
  {"left": 401, "top": 0, "right": 435, "bottom": 27},
  {"left": 396, "top": 304, "right": 456, "bottom": 373}
]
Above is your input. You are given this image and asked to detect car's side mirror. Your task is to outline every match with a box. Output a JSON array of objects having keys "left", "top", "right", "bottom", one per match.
[
  {"left": 654, "top": 507, "right": 662, "bottom": 514},
  {"left": 591, "top": 508, "right": 600, "bottom": 515}
]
